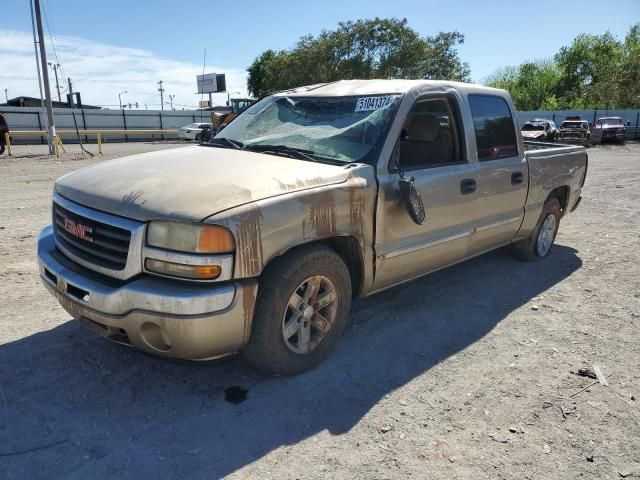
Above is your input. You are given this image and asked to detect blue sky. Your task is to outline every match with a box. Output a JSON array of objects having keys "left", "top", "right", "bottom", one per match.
[{"left": 1, "top": 0, "right": 637, "bottom": 108}]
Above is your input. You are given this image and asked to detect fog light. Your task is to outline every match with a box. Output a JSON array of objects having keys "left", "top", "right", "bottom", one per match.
[
  {"left": 140, "top": 322, "right": 171, "bottom": 352},
  {"left": 145, "top": 258, "right": 222, "bottom": 280}
]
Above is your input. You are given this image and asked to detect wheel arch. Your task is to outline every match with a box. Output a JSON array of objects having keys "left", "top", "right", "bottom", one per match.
[
  {"left": 261, "top": 235, "right": 365, "bottom": 299},
  {"left": 546, "top": 185, "right": 570, "bottom": 217}
]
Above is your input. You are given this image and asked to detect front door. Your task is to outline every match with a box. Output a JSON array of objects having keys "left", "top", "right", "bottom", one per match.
[{"left": 373, "top": 96, "right": 478, "bottom": 291}]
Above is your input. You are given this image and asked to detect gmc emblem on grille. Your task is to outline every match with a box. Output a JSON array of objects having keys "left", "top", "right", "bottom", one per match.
[{"left": 63, "top": 217, "right": 93, "bottom": 243}]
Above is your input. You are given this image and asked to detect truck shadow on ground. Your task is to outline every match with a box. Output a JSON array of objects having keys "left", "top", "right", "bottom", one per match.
[{"left": 0, "top": 245, "right": 582, "bottom": 479}]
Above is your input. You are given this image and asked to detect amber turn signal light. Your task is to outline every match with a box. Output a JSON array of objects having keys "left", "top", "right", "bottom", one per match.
[
  {"left": 145, "top": 259, "right": 222, "bottom": 280},
  {"left": 198, "top": 225, "right": 235, "bottom": 253}
]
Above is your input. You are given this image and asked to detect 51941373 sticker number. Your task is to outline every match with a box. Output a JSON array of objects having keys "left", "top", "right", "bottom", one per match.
[{"left": 354, "top": 95, "right": 396, "bottom": 112}]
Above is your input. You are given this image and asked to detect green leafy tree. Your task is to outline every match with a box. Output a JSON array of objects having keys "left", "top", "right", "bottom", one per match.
[
  {"left": 555, "top": 31, "right": 624, "bottom": 108},
  {"left": 486, "top": 24, "right": 640, "bottom": 110},
  {"left": 246, "top": 18, "right": 470, "bottom": 97},
  {"left": 485, "top": 60, "right": 560, "bottom": 110},
  {"left": 620, "top": 24, "right": 640, "bottom": 108}
]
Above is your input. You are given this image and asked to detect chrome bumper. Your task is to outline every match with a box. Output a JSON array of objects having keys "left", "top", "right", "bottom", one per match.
[{"left": 37, "top": 226, "right": 258, "bottom": 360}]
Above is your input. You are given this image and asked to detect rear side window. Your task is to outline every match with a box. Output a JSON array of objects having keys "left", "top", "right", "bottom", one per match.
[{"left": 468, "top": 95, "right": 518, "bottom": 161}]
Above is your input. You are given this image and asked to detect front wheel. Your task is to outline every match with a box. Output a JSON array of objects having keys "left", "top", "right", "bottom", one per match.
[
  {"left": 242, "top": 245, "right": 352, "bottom": 376},
  {"left": 512, "top": 198, "right": 561, "bottom": 261}
]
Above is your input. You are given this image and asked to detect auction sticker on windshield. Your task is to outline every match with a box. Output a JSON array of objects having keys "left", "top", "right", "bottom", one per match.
[{"left": 355, "top": 95, "right": 397, "bottom": 112}]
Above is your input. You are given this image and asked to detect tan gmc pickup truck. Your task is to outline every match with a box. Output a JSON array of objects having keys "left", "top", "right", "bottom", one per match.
[{"left": 37, "top": 80, "right": 588, "bottom": 375}]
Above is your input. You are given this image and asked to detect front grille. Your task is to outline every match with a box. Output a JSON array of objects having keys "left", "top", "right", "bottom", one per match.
[{"left": 53, "top": 204, "right": 131, "bottom": 270}]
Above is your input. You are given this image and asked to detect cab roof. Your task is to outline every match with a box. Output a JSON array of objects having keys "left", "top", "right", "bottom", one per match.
[{"left": 276, "top": 79, "right": 507, "bottom": 98}]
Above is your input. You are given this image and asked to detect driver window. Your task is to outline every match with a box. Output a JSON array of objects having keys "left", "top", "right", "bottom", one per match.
[{"left": 399, "top": 97, "right": 463, "bottom": 170}]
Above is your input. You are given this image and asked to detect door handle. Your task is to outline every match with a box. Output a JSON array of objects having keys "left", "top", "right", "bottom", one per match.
[
  {"left": 511, "top": 172, "right": 524, "bottom": 185},
  {"left": 460, "top": 178, "right": 476, "bottom": 195}
]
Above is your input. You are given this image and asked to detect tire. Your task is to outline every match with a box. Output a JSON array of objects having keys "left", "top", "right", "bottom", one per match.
[
  {"left": 242, "top": 245, "right": 352, "bottom": 376},
  {"left": 512, "top": 198, "right": 561, "bottom": 261}
]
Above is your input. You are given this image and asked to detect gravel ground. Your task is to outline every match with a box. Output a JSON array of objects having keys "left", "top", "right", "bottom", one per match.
[{"left": 0, "top": 141, "right": 639, "bottom": 479}]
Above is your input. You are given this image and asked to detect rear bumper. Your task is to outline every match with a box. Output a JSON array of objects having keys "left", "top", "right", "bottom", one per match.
[{"left": 37, "top": 226, "right": 257, "bottom": 360}]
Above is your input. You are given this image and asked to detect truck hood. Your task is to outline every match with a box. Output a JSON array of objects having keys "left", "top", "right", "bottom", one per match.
[{"left": 55, "top": 146, "right": 353, "bottom": 222}]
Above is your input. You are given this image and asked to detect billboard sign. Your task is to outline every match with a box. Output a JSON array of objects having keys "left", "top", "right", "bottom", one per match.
[{"left": 197, "top": 73, "right": 226, "bottom": 94}]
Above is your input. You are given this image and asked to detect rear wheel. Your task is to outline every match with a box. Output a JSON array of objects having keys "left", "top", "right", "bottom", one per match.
[
  {"left": 242, "top": 245, "right": 352, "bottom": 376},
  {"left": 512, "top": 198, "right": 561, "bottom": 261}
]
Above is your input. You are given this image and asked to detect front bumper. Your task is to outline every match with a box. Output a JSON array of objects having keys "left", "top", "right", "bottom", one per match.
[{"left": 37, "top": 226, "right": 258, "bottom": 360}]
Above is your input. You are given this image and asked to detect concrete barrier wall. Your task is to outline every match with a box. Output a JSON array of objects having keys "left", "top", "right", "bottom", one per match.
[
  {"left": 0, "top": 107, "right": 214, "bottom": 144},
  {"left": 2, "top": 106, "right": 639, "bottom": 144}
]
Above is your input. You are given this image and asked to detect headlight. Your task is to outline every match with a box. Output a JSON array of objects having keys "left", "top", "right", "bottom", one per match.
[
  {"left": 145, "top": 222, "right": 234, "bottom": 280},
  {"left": 147, "top": 221, "right": 234, "bottom": 254}
]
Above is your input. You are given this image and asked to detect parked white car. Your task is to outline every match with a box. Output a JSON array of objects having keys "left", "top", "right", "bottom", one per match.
[{"left": 176, "top": 122, "right": 212, "bottom": 141}]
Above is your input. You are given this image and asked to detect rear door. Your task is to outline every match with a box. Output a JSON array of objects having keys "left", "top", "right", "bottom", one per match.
[
  {"left": 373, "top": 95, "right": 478, "bottom": 290},
  {"left": 466, "top": 94, "right": 528, "bottom": 255}
]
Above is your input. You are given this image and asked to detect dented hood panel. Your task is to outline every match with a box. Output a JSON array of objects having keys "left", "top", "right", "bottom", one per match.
[{"left": 55, "top": 146, "right": 352, "bottom": 221}]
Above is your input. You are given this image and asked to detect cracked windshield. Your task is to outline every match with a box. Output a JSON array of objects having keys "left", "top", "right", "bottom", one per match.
[{"left": 215, "top": 94, "right": 401, "bottom": 162}]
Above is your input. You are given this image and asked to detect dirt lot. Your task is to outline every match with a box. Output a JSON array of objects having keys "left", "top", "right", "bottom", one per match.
[{"left": 1, "top": 141, "right": 639, "bottom": 479}]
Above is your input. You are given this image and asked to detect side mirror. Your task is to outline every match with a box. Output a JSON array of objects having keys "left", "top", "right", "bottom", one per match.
[
  {"left": 399, "top": 175, "right": 426, "bottom": 225},
  {"left": 393, "top": 126, "right": 425, "bottom": 225}
]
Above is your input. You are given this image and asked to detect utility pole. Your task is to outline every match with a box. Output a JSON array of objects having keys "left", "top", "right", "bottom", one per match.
[
  {"left": 48, "top": 63, "right": 61, "bottom": 102},
  {"left": 157, "top": 80, "right": 165, "bottom": 111},
  {"left": 168, "top": 94, "right": 175, "bottom": 110},
  {"left": 67, "top": 77, "right": 74, "bottom": 107},
  {"left": 34, "top": 0, "right": 55, "bottom": 154},
  {"left": 29, "top": 0, "right": 47, "bottom": 146}
]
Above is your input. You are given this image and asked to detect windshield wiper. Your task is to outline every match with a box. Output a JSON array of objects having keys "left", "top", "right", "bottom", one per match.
[
  {"left": 205, "top": 137, "right": 243, "bottom": 150},
  {"left": 243, "top": 144, "right": 318, "bottom": 162},
  {"left": 244, "top": 144, "right": 347, "bottom": 165}
]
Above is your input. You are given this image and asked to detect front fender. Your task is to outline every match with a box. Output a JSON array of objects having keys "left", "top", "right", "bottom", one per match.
[{"left": 206, "top": 166, "right": 378, "bottom": 288}]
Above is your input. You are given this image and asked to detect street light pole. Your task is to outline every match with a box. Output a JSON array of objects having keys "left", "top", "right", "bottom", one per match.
[
  {"left": 168, "top": 94, "right": 175, "bottom": 110},
  {"left": 4, "top": 88, "right": 7, "bottom": 102},
  {"left": 48, "top": 62, "right": 61, "bottom": 102},
  {"left": 118, "top": 90, "right": 127, "bottom": 109}
]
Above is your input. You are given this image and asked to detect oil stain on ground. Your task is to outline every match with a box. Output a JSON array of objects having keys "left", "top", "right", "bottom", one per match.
[{"left": 224, "top": 386, "right": 249, "bottom": 404}]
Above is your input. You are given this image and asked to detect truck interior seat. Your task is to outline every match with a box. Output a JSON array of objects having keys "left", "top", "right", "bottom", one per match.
[{"left": 401, "top": 116, "right": 454, "bottom": 168}]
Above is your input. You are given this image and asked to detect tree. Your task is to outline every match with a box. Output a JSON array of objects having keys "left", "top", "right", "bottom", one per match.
[
  {"left": 555, "top": 31, "right": 624, "bottom": 108},
  {"left": 246, "top": 18, "right": 470, "bottom": 97},
  {"left": 620, "top": 24, "right": 640, "bottom": 108},
  {"left": 485, "top": 24, "right": 640, "bottom": 110},
  {"left": 485, "top": 60, "right": 560, "bottom": 110}
]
